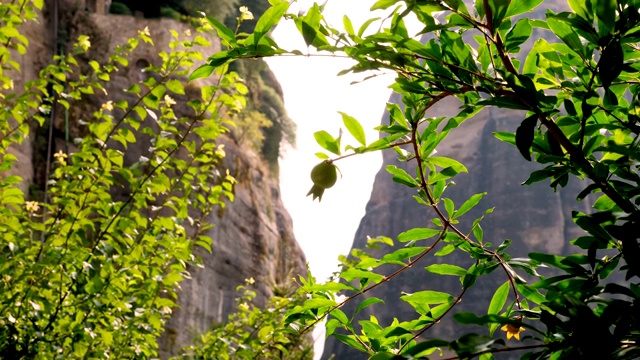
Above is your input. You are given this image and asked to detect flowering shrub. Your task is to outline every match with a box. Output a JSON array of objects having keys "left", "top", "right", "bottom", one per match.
[{"left": 0, "top": 1, "right": 240, "bottom": 357}]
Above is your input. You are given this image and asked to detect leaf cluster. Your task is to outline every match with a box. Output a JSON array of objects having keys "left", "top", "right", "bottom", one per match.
[{"left": 175, "top": 279, "right": 315, "bottom": 360}]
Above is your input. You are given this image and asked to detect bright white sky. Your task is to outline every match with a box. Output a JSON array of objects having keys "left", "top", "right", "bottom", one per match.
[
  {"left": 267, "top": 0, "right": 398, "bottom": 282},
  {"left": 265, "top": 2, "right": 420, "bottom": 357}
]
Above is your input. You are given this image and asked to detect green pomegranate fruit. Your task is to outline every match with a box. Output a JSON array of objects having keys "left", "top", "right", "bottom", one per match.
[
  {"left": 307, "top": 161, "right": 338, "bottom": 201},
  {"left": 310, "top": 161, "right": 337, "bottom": 188}
]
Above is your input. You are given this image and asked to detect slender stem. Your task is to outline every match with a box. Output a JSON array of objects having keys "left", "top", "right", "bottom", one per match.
[
  {"left": 300, "top": 230, "right": 448, "bottom": 334},
  {"left": 399, "top": 287, "right": 467, "bottom": 353},
  {"left": 579, "top": 70, "right": 599, "bottom": 149},
  {"left": 410, "top": 100, "right": 524, "bottom": 311}
]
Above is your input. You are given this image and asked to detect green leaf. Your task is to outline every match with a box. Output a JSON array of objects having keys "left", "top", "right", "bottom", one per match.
[
  {"left": 443, "top": 198, "right": 455, "bottom": 218},
  {"left": 299, "top": 298, "right": 337, "bottom": 312},
  {"left": 341, "top": 268, "right": 385, "bottom": 284},
  {"left": 358, "top": 17, "right": 381, "bottom": 38},
  {"left": 402, "top": 339, "right": 450, "bottom": 356},
  {"left": 547, "top": 16, "right": 584, "bottom": 55},
  {"left": 504, "top": 18, "right": 532, "bottom": 52},
  {"left": 426, "top": 264, "right": 467, "bottom": 276},
  {"left": 340, "top": 112, "right": 366, "bottom": 146},
  {"left": 166, "top": 79, "right": 185, "bottom": 95},
  {"left": 343, "top": 15, "right": 355, "bottom": 36},
  {"left": 493, "top": 132, "right": 516, "bottom": 145},
  {"left": 314, "top": 130, "right": 341, "bottom": 155},
  {"left": 453, "top": 192, "right": 486, "bottom": 219},
  {"left": 386, "top": 165, "right": 418, "bottom": 188},
  {"left": 381, "top": 247, "right": 426, "bottom": 264},
  {"left": 354, "top": 297, "right": 385, "bottom": 318},
  {"left": 508, "top": 258, "right": 542, "bottom": 276},
  {"left": 522, "top": 169, "right": 553, "bottom": 185},
  {"left": 516, "top": 283, "right": 547, "bottom": 305},
  {"left": 371, "top": 0, "right": 400, "bottom": 11},
  {"left": 487, "top": 281, "right": 510, "bottom": 315},
  {"left": 529, "top": 252, "right": 588, "bottom": 275},
  {"left": 188, "top": 64, "right": 215, "bottom": 82},
  {"left": 397, "top": 228, "right": 441, "bottom": 242},
  {"left": 301, "top": 21, "right": 318, "bottom": 47},
  {"left": 478, "top": 96, "right": 529, "bottom": 110},
  {"left": 428, "top": 156, "right": 468, "bottom": 173},
  {"left": 435, "top": 244, "right": 456, "bottom": 257},
  {"left": 254, "top": 1, "right": 289, "bottom": 43},
  {"left": 453, "top": 312, "right": 494, "bottom": 325},
  {"left": 330, "top": 308, "right": 350, "bottom": 326},
  {"left": 505, "top": 0, "right": 544, "bottom": 17},
  {"left": 595, "top": 0, "right": 615, "bottom": 36},
  {"left": 362, "top": 133, "right": 405, "bottom": 152},
  {"left": 442, "top": 0, "right": 470, "bottom": 14},
  {"left": 205, "top": 16, "right": 236, "bottom": 45},
  {"left": 450, "top": 333, "right": 504, "bottom": 357},
  {"left": 574, "top": 212, "right": 612, "bottom": 240},
  {"left": 333, "top": 334, "right": 368, "bottom": 352},
  {"left": 369, "top": 353, "right": 401, "bottom": 360},
  {"left": 473, "top": 223, "right": 484, "bottom": 242},
  {"left": 515, "top": 114, "right": 538, "bottom": 161},
  {"left": 401, "top": 290, "right": 454, "bottom": 305},
  {"left": 488, "top": 0, "right": 510, "bottom": 29},
  {"left": 568, "top": 0, "right": 594, "bottom": 22},
  {"left": 599, "top": 38, "right": 623, "bottom": 89}
]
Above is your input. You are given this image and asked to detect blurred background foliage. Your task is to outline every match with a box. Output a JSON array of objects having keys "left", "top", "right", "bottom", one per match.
[{"left": 108, "top": 0, "right": 295, "bottom": 175}]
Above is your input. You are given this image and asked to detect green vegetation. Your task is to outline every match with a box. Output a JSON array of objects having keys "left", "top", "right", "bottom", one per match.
[
  {"left": 107, "top": 2, "right": 131, "bottom": 15},
  {"left": 229, "top": 58, "right": 296, "bottom": 173},
  {"left": 0, "top": 1, "right": 312, "bottom": 358},
  {"left": 160, "top": 6, "right": 184, "bottom": 21},
  {"left": 7, "top": 0, "right": 640, "bottom": 358},
  {"left": 111, "top": 0, "right": 296, "bottom": 173},
  {"left": 193, "top": 0, "right": 640, "bottom": 358},
  {"left": 176, "top": 278, "right": 314, "bottom": 360}
]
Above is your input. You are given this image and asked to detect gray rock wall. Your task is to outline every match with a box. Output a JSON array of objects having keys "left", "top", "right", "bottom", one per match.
[{"left": 3, "top": 4, "right": 51, "bottom": 193}]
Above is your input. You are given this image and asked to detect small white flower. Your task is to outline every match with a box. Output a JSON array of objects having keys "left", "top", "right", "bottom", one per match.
[
  {"left": 139, "top": 26, "right": 150, "bottom": 37},
  {"left": 163, "top": 95, "right": 176, "bottom": 107},
  {"left": 101, "top": 101, "right": 114, "bottom": 111},
  {"left": 25, "top": 201, "right": 40, "bottom": 214},
  {"left": 239, "top": 6, "right": 254, "bottom": 21},
  {"left": 53, "top": 150, "right": 68, "bottom": 165},
  {"left": 78, "top": 37, "right": 91, "bottom": 51}
]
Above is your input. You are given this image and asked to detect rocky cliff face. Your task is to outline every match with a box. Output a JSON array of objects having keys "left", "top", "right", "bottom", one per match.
[
  {"left": 16, "top": 1, "right": 307, "bottom": 357},
  {"left": 160, "top": 136, "right": 307, "bottom": 356},
  {"left": 321, "top": 3, "right": 593, "bottom": 359}
]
